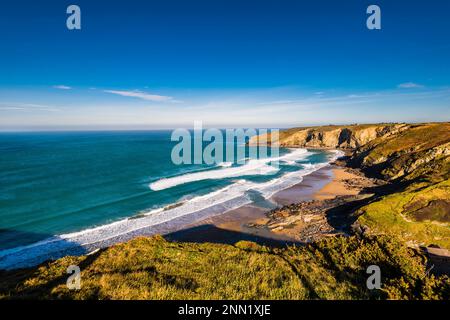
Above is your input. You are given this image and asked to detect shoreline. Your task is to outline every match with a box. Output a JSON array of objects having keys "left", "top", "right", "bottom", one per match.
[
  {"left": 158, "top": 165, "right": 336, "bottom": 245},
  {"left": 0, "top": 151, "right": 348, "bottom": 269},
  {"left": 165, "top": 163, "right": 372, "bottom": 245}
]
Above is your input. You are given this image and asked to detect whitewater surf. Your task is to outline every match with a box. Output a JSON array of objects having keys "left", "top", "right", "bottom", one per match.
[{"left": 0, "top": 146, "right": 343, "bottom": 270}]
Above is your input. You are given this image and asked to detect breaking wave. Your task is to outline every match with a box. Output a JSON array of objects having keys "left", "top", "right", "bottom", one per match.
[
  {"left": 0, "top": 149, "right": 343, "bottom": 270},
  {"left": 149, "top": 148, "right": 310, "bottom": 191}
]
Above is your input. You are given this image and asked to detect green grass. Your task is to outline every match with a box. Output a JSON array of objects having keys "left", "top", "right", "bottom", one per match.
[
  {"left": 356, "top": 180, "right": 450, "bottom": 249},
  {"left": 1, "top": 235, "right": 449, "bottom": 300},
  {"left": 349, "top": 123, "right": 450, "bottom": 248},
  {"left": 2, "top": 122, "right": 449, "bottom": 300}
]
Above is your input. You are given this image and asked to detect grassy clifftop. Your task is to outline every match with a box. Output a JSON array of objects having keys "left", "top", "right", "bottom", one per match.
[
  {"left": 1, "top": 122, "right": 449, "bottom": 300},
  {"left": 1, "top": 235, "right": 449, "bottom": 300},
  {"left": 349, "top": 123, "right": 450, "bottom": 181},
  {"left": 355, "top": 179, "right": 450, "bottom": 248},
  {"left": 347, "top": 123, "right": 450, "bottom": 249},
  {"left": 257, "top": 122, "right": 450, "bottom": 249}
]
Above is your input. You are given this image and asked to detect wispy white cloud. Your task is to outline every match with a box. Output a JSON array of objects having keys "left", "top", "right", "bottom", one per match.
[
  {"left": 103, "top": 89, "right": 181, "bottom": 103},
  {"left": 245, "top": 87, "right": 450, "bottom": 114},
  {"left": 53, "top": 85, "right": 72, "bottom": 90},
  {"left": 0, "top": 103, "right": 61, "bottom": 112},
  {"left": 1, "top": 86, "right": 448, "bottom": 128},
  {"left": 397, "top": 82, "right": 424, "bottom": 89}
]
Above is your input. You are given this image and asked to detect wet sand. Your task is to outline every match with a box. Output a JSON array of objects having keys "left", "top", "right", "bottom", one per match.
[
  {"left": 167, "top": 164, "right": 360, "bottom": 244},
  {"left": 271, "top": 167, "right": 333, "bottom": 205}
]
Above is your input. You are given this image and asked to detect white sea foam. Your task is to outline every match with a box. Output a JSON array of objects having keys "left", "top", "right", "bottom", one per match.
[
  {"left": 149, "top": 148, "right": 311, "bottom": 191},
  {"left": 0, "top": 149, "right": 343, "bottom": 270},
  {"left": 218, "top": 162, "right": 233, "bottom": 167}
]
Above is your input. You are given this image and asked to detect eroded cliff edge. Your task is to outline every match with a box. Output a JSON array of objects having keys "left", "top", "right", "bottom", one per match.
[
  {"left": 251, "top": 122, "right": 450, "bottom": 249},
  {"left": 248, "top": 123, "right": 410, "bottom": 149},
  {"left": 1, "top": 123, "right": 449, "bottom": 300}
]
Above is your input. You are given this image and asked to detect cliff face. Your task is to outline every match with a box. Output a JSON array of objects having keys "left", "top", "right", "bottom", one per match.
[
  {"left": 350, "top": 123, "right": 450, "bottom": 249},
  {"left": 251, "top": 122, "right": 450, "bottom": 182},
  {"left": 349, "top": 123, "right": 450, "bottom": 181},
  {"left": 249, "top": 123, "right": 409, "bottom": 149}
]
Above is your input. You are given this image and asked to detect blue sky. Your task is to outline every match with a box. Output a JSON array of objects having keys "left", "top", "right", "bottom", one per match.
[{"left": 0, "top": 0, "right": 449, "bottom": 130}]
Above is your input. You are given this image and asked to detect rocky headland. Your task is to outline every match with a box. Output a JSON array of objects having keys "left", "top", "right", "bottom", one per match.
[{"left": 1, "top": 122, "right": 449, "bottom": 300}]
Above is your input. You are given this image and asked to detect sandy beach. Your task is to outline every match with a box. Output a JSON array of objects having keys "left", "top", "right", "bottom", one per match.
[
  {"left": 313, "top": 167, "right": 361, "bottom": 200},
  {"left": 166, "top": 163, "right": 373, "bottom": 245}
]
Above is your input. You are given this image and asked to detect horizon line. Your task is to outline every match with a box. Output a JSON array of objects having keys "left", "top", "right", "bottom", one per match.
[{"left": 1, "top": 120, "right": 450, "bottom": 133}]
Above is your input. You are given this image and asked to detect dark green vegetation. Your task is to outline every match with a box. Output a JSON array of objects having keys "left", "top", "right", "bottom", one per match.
[{"left": 1, "top": 235, "right": 449, "bottom": 300}]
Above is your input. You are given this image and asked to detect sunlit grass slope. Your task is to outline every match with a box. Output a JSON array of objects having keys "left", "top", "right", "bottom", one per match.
[{"left": 1, "top": 235, "right": 449, "bottom": 300}]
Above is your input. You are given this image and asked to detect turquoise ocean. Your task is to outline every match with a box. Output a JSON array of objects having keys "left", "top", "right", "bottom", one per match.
[{"left": 0, "top": 131, "right": 339, "bottom": 269}]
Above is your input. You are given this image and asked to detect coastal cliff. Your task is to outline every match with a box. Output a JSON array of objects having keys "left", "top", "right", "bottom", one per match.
[
  {"left": 249, "top": 123, "right": 409, "bottom": 149},
  {"left": 251, "top": 122, "right": 450, "bottom": 183},
  {"left": 347, "top": 123, "right": 450, "bottom": 249},
  {"left": 349, "top": 123, "right": 450, "bottom": 181},
  {"left": 1, "top": 122, "right": 449, "bottom": 300},
  {"left": 252, "top": 122, "right": 450, "bottom": 249}
]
